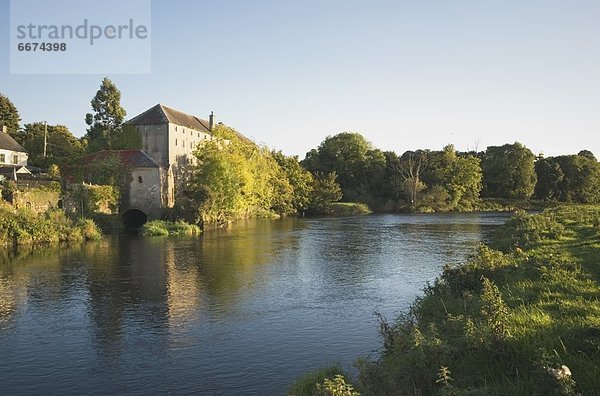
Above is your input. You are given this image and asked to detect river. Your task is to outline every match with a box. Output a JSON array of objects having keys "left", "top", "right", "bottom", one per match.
[{"left": 0, "top": 212, "right": 509, "bottom": 395}]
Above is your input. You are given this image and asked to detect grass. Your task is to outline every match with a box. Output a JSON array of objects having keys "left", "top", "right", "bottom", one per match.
[
  {"left": 141, "top": 220, "right": 201, "bottom": 237},
  {"left": 355, "top": 205, "right": 600, "bottom": 395}
]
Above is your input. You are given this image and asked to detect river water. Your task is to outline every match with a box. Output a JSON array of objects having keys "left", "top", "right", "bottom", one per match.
[{"left": 0, "top": 213, "right": 508, "bottom": 395}]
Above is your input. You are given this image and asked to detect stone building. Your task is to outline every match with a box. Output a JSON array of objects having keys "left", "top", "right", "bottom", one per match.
[
  {"left": 81, "top": 150, "right": 162, "bottom": 226},
  {"left": 127, "top": 104, "right": 216, "bottom": 208}
]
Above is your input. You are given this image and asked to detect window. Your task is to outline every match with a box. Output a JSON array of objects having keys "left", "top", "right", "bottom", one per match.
[
  {"left": 12, "top": 154, "right": 18, "bottom": 164},
  {"left": 175, "top": 126, "right": 178, "bottom": 131},
  {"left": 190, "top": 131, "right": 192, "bottom": 136},
  {"left": 175, "top": 139, "right": 178, "bottom": 146},
  {"left": 190, "top": 142, "right": 193, "bottom": 149},
  {"left": 0, "top": 154, "right": 5, "bottom": 163},
  {"left": 197, "top": 133, "right": 200, "bottom": 138},
  {"left": 138, "top": 176, "right": 143, "bottom": 183},
  {"left": 144, "top": 125, "right": 150, "bottom": 131}
]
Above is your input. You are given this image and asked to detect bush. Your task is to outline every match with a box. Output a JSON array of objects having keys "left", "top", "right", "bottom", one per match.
[
  {"left": 492, "top": 210, "right": 565, "bottom": 251},
  {"left": 289, "top": 365, "right": 353, "bottom": 396},
  {"left": 141, "top": 220, "right": 201, "bottom": 237},
  {"left": 0, "top": 204, "right": 103, "bottom": 246}
]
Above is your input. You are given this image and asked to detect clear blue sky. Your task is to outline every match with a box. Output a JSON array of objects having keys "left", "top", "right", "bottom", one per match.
[{"left": 1, "top": 0, "right": 599, "bottom": 158}]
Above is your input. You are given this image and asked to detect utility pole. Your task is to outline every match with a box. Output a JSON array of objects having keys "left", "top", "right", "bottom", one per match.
[{"left": 43, "top": 121, "right": 48, "bottom": 158}]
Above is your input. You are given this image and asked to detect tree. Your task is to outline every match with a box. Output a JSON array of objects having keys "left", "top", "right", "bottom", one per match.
[
  {"left": 398, "top": 151, "right": 427, "bottom": 210},
  {"left": 302, "top": 132, "right": 386, "bottom": 204},
  {"left": 272, "top": 151, "right": 314, "bottom": 212},
  {"left": 189, "top": 125, "right": 295, "bottom": 224},
  {"left": 0, "top": 93, "right": 21, "bottom": 137},
  {"left": 309, "top": 171, "right": 343, "bottom": 211},
  {"left": 110, "top": 124, "right": 142, "bottom": 150},
  {"left": 534, "top": 158, "right": 564, "bottom": 201},
  {"left": 481, "top": 142, "right": 537, "bottom": 199},
  {"left": 85, "top": 77, "right": 127, "bottom": 151},
  {"left": 18, "top": 122, "right": 84, "bottom": 168}
]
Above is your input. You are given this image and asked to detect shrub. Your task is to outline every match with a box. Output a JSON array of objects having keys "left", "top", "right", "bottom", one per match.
[
  {"left": 289, "top": 365, "right": 352, "bottom": 396},
  {"left": 141, "top": 220, "right": 201, "bottom": 237}
]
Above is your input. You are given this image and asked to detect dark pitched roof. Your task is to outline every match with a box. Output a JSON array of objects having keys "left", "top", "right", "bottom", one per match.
[
  {"left": 82, "top": 150, "right": 159, "bottom": 168},
  {"left": 127, "top": 104, "right": 212, "bottom": 133},
  {"left": 0, "top": 132, "right": 26, "bottom": 152}
]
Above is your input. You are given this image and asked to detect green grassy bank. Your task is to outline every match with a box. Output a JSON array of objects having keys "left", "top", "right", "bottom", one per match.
[
  {"left": 0, "top": 204, "right": 102, "bottom": 246},
  {"left": 292, "top": 205, "right": 600, "bottom": 395}
]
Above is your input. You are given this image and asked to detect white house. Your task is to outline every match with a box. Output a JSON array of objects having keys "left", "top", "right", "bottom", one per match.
[{"left": 0, "top": 125, "right": 28, "bottom": 167}]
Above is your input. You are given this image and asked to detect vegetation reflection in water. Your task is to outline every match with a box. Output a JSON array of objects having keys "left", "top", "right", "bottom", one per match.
[{"left": 0, "top": 213, "right": 507, "bottom": 394}]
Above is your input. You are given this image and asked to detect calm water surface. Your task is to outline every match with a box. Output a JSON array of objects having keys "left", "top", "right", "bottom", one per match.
[{"left": 0, "top": 213, "right": 508, "bottom": 395}]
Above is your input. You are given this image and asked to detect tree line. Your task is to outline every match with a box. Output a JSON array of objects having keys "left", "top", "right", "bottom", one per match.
[
  {"left": 301, "top": 132, "right": 600, "bottom": 211},
  {"left": 2, "top": 80, "right": 599, "bottom": 223}
]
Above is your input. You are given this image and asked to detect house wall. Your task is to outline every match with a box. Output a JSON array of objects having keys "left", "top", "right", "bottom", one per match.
[
  {"left": 166, "top": 123, "right": 211, "bottom": 166},
  {"left": 127, "top": 167, "right": 162, "bottom": 219},
  {"left": 136, "top": 122, "right": 213, "bottom": 210},
  {"left": 138, "top": 124, "right": 169, "bottom": 166},
  {"left": 0, "top": 149, "right": 28, "bottom": 166}
]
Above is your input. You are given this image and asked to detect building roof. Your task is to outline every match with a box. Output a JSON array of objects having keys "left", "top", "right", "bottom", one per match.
[
  {"left": 83, "top": 150, "right": 160, "bottom": 168},
  {"left": 127, "top": 103, "right": 212, "bottom": 133},
  {"left": 0, "top": 132, "right": 27, "bottom": 153}
]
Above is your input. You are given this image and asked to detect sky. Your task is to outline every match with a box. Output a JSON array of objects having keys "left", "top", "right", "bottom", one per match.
[{"left": 1, "top": 0, "right": 599, "bottom": 158}]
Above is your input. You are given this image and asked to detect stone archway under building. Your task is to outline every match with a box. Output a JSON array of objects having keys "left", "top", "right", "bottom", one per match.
[{"left": 122, "top": 208, "right": 148, "bottom": 229}]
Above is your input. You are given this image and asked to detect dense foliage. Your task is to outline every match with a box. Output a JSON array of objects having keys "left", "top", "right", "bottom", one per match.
[
  {"left": 356, "top": 206, "right": 600, "bottom": 394},
  {"left": 481, "top": 142, "right": 537, "bottom": 199},
  {"left": 13, "top": 122, "right": 84, "bottom": 169},
  {"left": 187, "top": 126, "right": 344, "bottom": 225},
  {"left": 535, "top": 151, "right": 600, "bottom": 203},
  {"left": 0, "top": 92, "right": 21, "bottom": 136},
  {"left": 0, "top": 203, "right": 102, "bottom": 245}
]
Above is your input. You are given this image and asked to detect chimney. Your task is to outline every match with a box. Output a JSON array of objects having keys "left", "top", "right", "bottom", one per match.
[
  {"left": 1, "top": 125, "right": 6, "bottom": 134},
  {"left": 209, "top": 111, "right": 215, "bottom": 131}
]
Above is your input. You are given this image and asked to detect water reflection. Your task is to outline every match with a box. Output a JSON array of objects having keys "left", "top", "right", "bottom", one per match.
[{"left": 0, "top": 213, "right": 508, "bottom": 395}]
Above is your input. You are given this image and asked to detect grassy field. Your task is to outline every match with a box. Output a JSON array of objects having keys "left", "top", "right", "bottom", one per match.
[{"left": 291, "top": 205, "right": 600, "bottom": 395}]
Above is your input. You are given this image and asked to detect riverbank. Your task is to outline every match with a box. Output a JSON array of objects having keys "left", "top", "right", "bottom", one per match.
[
  {"left": 0, "top": 204, "right": 102, "bottom": 246},
  {"left": 348, "top": 205, "right": 600, "bottom": 394}
]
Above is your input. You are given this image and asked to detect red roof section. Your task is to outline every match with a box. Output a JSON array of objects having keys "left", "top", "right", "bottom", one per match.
[{"left": 82, "top": 150, "right": 159, "bottom": 168}]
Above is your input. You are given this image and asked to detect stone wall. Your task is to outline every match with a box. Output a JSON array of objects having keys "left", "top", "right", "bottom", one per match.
[{"left": 12, "top": 189, "right": 60, "bottom": 213}]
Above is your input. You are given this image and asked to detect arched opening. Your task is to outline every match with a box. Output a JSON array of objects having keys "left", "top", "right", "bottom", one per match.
[{"left": 122, "top": 209, "right": 148, "bottom": 229}]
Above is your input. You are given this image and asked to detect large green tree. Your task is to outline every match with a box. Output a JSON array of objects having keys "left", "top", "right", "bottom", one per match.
[
  {"left": 272, "top": 151, "right": 314, "bottom": 212},
  {"left": 0, "top": 93, "right": 21, "bottom": 137},
  {"left": 84, "top": 78, "right": 128, "bottom": 152},
  {"left": 302, "top": 132, "right": 386, "bottom": 204},
  {"left": 18, "top": 122, "right": 84, "bottom": 168},
  {"left": 481, "top": 142, "right": 537, "bottom": 199},
  {"left": 421, "top": 145, "right": 482, "bottom": 210},
  {"left": 536, "top": 153, "right": 600, "bottom": 203},
  {"left": 190, "top": 125, "right": 294, "bottom": 224}
]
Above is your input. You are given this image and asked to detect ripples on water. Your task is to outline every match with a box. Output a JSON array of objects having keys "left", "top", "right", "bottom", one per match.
[{"left": 0, "top": 213, "right": 508, "bottom": 395}]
